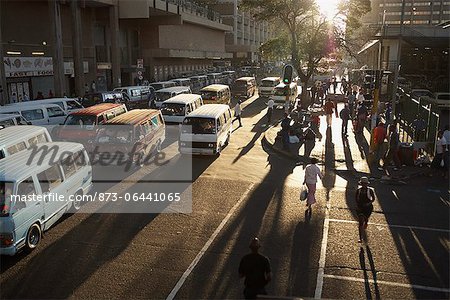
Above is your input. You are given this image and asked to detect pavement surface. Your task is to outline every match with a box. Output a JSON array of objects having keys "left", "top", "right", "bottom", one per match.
[{"left": 0, "top": 93, "right": 448, "bottom": 300}]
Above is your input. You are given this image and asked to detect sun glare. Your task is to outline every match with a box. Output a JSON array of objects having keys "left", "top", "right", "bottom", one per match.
[{"left": 316, "top": 0, "right": 340, "bottom": 20}]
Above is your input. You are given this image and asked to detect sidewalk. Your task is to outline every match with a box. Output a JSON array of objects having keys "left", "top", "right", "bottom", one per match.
[{"left": 262, "top": 104, "right": 430, "bottom": 182}]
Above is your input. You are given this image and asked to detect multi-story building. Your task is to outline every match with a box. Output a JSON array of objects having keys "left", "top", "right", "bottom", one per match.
[
  {"left": 0, "top": 0, "right": 232, "bottom": 103},
  {"left": 212, "top": 0, "right": 272, "bottom": 65},
  {"left": 358, "top": 0, "right": 449, "bottom": 91}
]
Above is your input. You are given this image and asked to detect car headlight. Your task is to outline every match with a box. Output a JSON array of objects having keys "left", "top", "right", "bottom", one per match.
[
  {"left": 180, "top": 142, "right": 186, "bottom": 147},
  {"left": 208, "top": 143, "right": 215, "bottom": 148}
]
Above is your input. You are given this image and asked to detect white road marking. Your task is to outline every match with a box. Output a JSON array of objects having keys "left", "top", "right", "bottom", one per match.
[
  {"left": 323, "top": 274, "right": 450, "bottom": 293},
  {"left": 328, "top": 218, "right": 450, "bottom": 233},
  {"left": 166, "top": 183, "right": 255, "bottom": 300},
  {"left": 314, "top": 200, "right": 331, "bottom": 299}
]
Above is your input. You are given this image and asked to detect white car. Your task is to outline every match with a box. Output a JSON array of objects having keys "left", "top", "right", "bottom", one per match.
[{"left": 421, "top": 92, "right": 450, "bottom": 109}]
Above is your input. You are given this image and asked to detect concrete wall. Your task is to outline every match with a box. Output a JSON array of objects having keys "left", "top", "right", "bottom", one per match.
[{"left": 158, "top": 23, "right": 225, "bottom": 52}]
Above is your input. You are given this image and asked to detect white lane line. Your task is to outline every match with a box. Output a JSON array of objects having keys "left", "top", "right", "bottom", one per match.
[
  {"left": 328, "top": 218, "right": 450, "bottom": 233},
  {"left": 323, "top": 274, "right": 450, "bottom": 293},
  {"left": 314, "top": 200, "right": 331, "bottom": 299},
  {"left": 166, "top": 183, "right": 255, "bottom": 300}
]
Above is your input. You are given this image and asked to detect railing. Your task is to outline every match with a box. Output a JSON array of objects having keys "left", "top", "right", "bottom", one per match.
[{"left": 167, "top": 0, "right": 222, "bottom": 23}]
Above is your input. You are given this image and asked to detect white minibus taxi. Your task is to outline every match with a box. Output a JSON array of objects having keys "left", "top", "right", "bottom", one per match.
[
  {"left": 0, "top": 114, "right": 30, "bottom": 127},
  {"left": 0, "top": 103, "right": 67, "bottom": 125},
  {"left": 271, "top": 82, "right": 298, "bottom": 107},
  {"left": 0, "top": 125, "right": 52, "bottom": 160},
  {"left": 179, "top": 104, "right": 232, "bottom": 155},
  {"left": 154, "top": 86, "right": 192, "bottom": 108},
  {"left": 160, "top": 94, "right": 203, "bottom": 124},
  {"left": 6, "top": 98, "right": 83, "bottom": 114},
  {"left": 259, "top": 77, "right": 281, "bottom": 98},
  {"left": 0, "top": 142, "right": 92, "bottom": 255}
]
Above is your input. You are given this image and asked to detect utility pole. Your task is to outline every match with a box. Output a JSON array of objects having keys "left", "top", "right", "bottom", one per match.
[
  {"left": 372, "top": 10, "right": 386, "bottom": 130},
  {"left": 391, "top": 0, "right": 406, "bottom": 120}
]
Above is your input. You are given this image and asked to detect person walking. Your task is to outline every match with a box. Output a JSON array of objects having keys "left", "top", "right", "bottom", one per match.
[
  {"left": 339, "top": 104, "right": 351, "bottom": 137},
  {"left": 280, "top": 112, "right": 291, "bottom": 150},
  {"left": 303, "top": 126, "right": 316, "bottom": 158},
  {"left": 356, "top": 101, "right": 368, "bottom": 134},
  {"left": 372, "top": 121, "right": 386, "bottom": 170},
  {"left": 348, "top": 90, "right": 357, "bottom": 119},
  {"left": 332, "top": 76, "right": 338, "bottom": 94},
  {"left": 303, "top": 158, "right": 323, "bottom": 216},
  {"left": 90, "top": 80, "right": 96, "bottom": 93},
  {"left": 355, "top": 176, "right": 375, "bottom": 243},
  {"left": 431, "top": 130, "right": 447, "bottom": 177},
  {"left": 323, "top": 98, "right": 335, "bottom": 127},
  {"left": 384, "top": 124, "right": 401, "bottom": 170},
  {"left": 233, "top": 100, "right": 243, "bottom": 127},
  {"left": 266, "top": 98, "right": 274, "bottom": 124},
  {"left": 239, "top": 237, "right": 272, "bottom": 299}
]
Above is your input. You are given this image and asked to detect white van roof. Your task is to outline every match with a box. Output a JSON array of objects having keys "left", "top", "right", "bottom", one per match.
[
  {"left": 163, "top": 94, "right": 202, "bottom": 104},
  {"left": 0, "top": 114, "right": 21, "bottom": 121},
  {"left": 0, "top": 125, "right": 50, "bottom": 147},
  {"left": 5, "top": 98, "right": 79, "bottom": 107},
  {"left": 156, "top": 86, "right": 191, "bottom": 93},
  {"left": 0, "top": 103, "right": 62, "bottom": 113},
  {"left": 0, "top": 142, "right": 85, "bottom": 182},
  {"left": 187, "top": 104, "right": 230, "bottom": 119},
  {"left": 200, "top": 84, "right": 229, "bottom": 92},
  {"left": 114, "top": 86, "right": 151, "bottom": 90}
]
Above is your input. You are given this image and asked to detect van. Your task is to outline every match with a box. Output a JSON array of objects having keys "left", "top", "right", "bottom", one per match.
[
  {"left": 160, "top": 94, "right": 203, "bottom": 124},
  {"left": 271, "top": 82, "right": 298, "bottom": 107},
  {"left": 179, "top": 104, "right": 232, "bottom": 155},
  {"left": 149, "top": 81, "right": 177, "bottom": 91},
  {"left": 259, "top": 77, "right": 281, "bottom": 98},
  {"left": 207, "top": 73, "right": 225, "bottom": 85},
  {"left": 93, "top": 109, "right": 165, "bottom": 165},
  {"left": 56, "top": 103, "right": 128, "bottom": 143},
  {"left": 422, "top": 92, "right": 450, "bottom": 108},
  {"left": 0, "top": 142, "right": 92, "bottom": 255},
  {"left": 189, "top": 75, "right": 208, "bottom": 93},
  {"left": 0, "top": 103, "right": 67, "bottom": 125},
  {"left": 0, "top": 125, "right": 52, "bottom": 160},
  {"left": 82, "top": 91, "right": 128, "bottom": 107},
  {"left": 222, "top": 70, "right": 236, "bottom": 85},
  {"left": 0, "top": 114, "right": 30, "bottom": 127},
  {"left": 232, "top": 77, "right": 256, "bottom": 99},
  {"left": 154, "top": 86, "right": 192, "bottom": 108},
  {"left": 113, "top": 86, "right": 154, "bottom": 109},
  {"left": 169, "top": 78, "right": 192, "bottom": 89},
  {"left": 200, "top": 84, "right": 231, "bottom": 105},
  {"left": 6, "top": 98, "right": 83, "bottom": 114}
]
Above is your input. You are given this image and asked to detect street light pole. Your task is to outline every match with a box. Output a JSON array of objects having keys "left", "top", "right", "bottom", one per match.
[{"left": 391, "top": 0, "right": 406, "bottom": 120}]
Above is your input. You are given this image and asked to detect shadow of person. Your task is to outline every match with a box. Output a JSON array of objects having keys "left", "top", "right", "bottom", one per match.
[
  {"left": 359, "top": 247, "right": 373, "bottom": 300},
  {"left": 366, "top": 245, "right": 381, "bottom": 300}
]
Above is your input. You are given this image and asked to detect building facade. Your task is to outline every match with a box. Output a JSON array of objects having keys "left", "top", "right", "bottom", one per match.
[
  {"left": 358, "top": 0, "right": 449, "bottom": 91},
  {"left": 0, "top": 0, "right": 232, "bottom": 104},
  {"left": 212, "top": 0, "right": 272, "bottom": 65}
]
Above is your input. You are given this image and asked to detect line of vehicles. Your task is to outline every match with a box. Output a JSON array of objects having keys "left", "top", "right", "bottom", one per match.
[{"left": 0, "top": 72, "right": 297, "bottom": 256}]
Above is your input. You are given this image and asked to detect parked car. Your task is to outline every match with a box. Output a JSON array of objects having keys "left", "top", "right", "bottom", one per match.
[
  {"left": 93, "top": 109, "right": 165, "bottom": 166},
  {"left": 421, "top": 92, "right": 450, "bottom": 109},
  {"left": 149, "top": 81, "right": 177, "bottom": 91},
  {"left": 410, "top": 89, "right": 434, "bottom": 101},
  {"left": 6, "top": 98, "right": 83, "bottom": 114},
  {"left": 259, "top": 77, "right": 281, "bottom": 98},
  {"left": 0, "top": 141, "right": 92, "bottom": 255},
  {"left": 113, "top": 86, "right": 154, "bottom": 109},
  {"left": 0, "top": 125, "right": 52, "bottom": 160},
  {"left": 200, "top": 84, "right": 231, "bottom": 105},
  {"left": 154, "top": 86, "right": 192, "bottom": 108},
  {"left": 160, "top": 94, "right": 203, "bottom": 124},
  {"left": 232, "top": 77, "right": 256, "bottom": 99},
  {"left": 82, "top": 91, "right": 128, "bottom": 107},
  {"left": 0, "top": 103, "right": 67, "bottom": 126},
  {"left": 0, "top": 114, "right": 30, "bottom": 127},
  {"left": 179, "top": 104, "right": 232, "bottom": 155}
]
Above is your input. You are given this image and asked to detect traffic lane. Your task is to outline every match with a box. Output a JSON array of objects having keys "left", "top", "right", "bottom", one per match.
[
  {"left": 324, "top": 221, "right": 449, "bottom": 298},
  {"left": 0, "top": 178, "right": 253, "bottom": 299},
  {"left": 174, "top": 173, "right": 328, "bottom": 298}
]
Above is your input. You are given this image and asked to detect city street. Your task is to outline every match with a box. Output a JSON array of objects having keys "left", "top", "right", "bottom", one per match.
[{"left": 1, "top": 94, "right": 448, "bottom": 299}]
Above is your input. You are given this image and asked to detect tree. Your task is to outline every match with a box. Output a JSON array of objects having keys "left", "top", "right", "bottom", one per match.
[{"left": 241, "top": 0, "right": 371, "bottom": 103}]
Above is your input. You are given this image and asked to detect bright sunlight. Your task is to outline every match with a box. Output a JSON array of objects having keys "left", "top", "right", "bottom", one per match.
[{"left": 316, "top": 0, "right": 340, "bottom": 19}]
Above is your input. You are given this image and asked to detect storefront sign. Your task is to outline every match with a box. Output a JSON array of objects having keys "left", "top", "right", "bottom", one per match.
[
  {"left": 64, "top": 61, "right": 89, "bottom": 75},
  {"left": 96, "top": 62, "right": 112, "bottom": 70},
  {"left": 4, "top": 57, "right": 53, "bottom": 78}
]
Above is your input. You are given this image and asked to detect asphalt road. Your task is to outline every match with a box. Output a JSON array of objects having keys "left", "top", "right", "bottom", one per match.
[{"left": 1, "top": 94, "right": 448, "bottom": 299}]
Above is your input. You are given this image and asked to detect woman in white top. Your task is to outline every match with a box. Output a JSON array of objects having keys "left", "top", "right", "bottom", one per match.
[
  {"left": 432, "top": 130, "right": 447, "bottom": 177},
  {"left": 303, "top": 157, "right": 323, "bottom": 215}
]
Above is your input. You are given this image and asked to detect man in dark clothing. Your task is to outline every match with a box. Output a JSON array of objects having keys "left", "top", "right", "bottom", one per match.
[
  {"left": 303, "top": 126, "right": 316, "bottom": 158},
  {"left": 239, "top": 238, "right": 272, "bottom": 299},
  {"left": 280, "top": 113, "right": 291, "bottom": 150},
  {"left": 339, "top": 104, "right": 351, "bottom": 136},
  {"left": 355, "top": 177, "right": 375, "bottom": 243}
]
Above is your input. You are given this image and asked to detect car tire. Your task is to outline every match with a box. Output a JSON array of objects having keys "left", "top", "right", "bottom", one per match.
[
  {"left": 71, "top": 191, "right": 83, "bottom": 212},
  {"left": 156, "top": 140, "right": 162, "bottom": 153},
  {"left": 225, "top": 134, "right": 230, "bottom": 147},
  {"left": 26, "top": 223, "right": 42, "bottom": 251}
]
